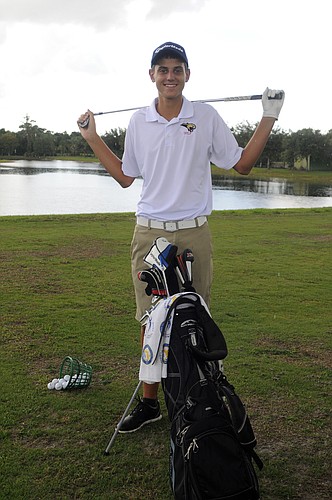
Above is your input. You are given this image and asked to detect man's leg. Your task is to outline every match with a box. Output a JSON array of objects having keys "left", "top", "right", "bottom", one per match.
[{"left": 118, "top": 324, "right": 162, "bottom": 433}]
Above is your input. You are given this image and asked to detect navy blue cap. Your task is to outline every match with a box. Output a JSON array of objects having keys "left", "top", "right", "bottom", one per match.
[{"left": 151, "top": 42, "right": 189, "bottom": 67}]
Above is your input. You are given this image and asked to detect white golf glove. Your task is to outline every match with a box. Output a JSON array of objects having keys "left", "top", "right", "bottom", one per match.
[{"left": 262, "top": 87, "right": 285, "bottom": 119}]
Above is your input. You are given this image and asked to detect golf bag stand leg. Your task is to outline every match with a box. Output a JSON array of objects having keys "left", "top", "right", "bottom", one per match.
[{"left": 104, "top": 380, "right": 142, "bottom": 455}]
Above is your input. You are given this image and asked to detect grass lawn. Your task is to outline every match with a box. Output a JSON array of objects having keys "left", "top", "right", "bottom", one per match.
[{"left": 0, "top": 208, "right": 331, "bottom": 499}]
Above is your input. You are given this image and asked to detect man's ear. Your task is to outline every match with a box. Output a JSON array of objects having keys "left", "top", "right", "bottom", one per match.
[
  {"left": 185, "top": 69, "right": 191, "bottom": 83},
  {"left": 149, "top": 68, "right": 155, "bottom": 83}
]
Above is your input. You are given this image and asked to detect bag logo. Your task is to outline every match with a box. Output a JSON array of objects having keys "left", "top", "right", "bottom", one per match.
[
  {"left": 142, "top": 344, "right": 153, "bottom": 364},
  {"left": 162, "top": 343, "right": 169, "bottom": 364}
]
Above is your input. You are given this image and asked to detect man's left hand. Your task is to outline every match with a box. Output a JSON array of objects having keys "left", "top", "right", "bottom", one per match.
[{"left": 262, "top": 88, "right": 285, "bottom": 120}]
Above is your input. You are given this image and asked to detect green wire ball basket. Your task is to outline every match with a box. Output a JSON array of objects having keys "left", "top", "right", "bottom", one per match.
[{"left": 59, "top": 356, "right": 92, "bottom": 389}]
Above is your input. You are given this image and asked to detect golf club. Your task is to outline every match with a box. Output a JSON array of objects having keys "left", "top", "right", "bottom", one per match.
[
  {"left": 138, "top": 268, "right": 168, "bottom": 297},
  {"left": 175, "top": 254, "right": 189, "bottom": 285},
  {"left": 182, "top": 248, "right": 194, "bottom": 285},
  {"left": 78, "top": 92, "right": 284, "bottom": 128},
  {"left": 175, "top": 264, "right": 185, "bottom": 286}
]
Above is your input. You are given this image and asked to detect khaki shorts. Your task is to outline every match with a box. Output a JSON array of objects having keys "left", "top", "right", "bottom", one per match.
[{"left": 131, "top": 222, "right": 213, "bottom": 321}]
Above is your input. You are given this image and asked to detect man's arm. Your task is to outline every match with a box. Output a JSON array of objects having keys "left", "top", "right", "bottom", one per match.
[
  {"left": 77, "top": 110, "right": 135, "bottom": 188},
  {"left": 233, "top": 88, "right": 285, "bottom": 175}
]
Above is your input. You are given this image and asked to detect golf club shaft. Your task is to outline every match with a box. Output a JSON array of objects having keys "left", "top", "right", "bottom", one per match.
[
  {"left": 104, "top": 380, "right": 142, "bottom": 455},
  {"left": 93, "top": 94, "right": 282, "bottom": 117}
]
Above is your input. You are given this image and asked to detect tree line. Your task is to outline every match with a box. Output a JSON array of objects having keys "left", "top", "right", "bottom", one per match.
[{"left": 0, "top": 115, "right": 331, "bottom": 170}]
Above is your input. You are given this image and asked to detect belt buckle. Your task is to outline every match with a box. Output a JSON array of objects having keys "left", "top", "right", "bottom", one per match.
[{"left": 165, "top": 222, "right": 177, "bottom": 232}]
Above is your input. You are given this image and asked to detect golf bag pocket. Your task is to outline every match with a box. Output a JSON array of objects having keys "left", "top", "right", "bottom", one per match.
[{"left": 170, "top": 411, "right": 260, "bottom": 500}]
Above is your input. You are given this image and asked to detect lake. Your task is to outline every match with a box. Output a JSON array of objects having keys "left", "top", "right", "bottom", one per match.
[{"left": 0, "top": 160, "right": 331, "bottom": 216}]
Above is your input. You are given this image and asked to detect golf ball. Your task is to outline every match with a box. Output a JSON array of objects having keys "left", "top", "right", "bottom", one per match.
[
  {"left": 64, "top": 374, "right": 70, "bottom": 381},
  {"left": 55, "top": 382, "right": 63, "bottom": 390},
  {"left": 62, "top": 381, "right": 68, "bottom": 389},
  {"left": 47, "top": 378, "right": 58, "bottom": 389}
]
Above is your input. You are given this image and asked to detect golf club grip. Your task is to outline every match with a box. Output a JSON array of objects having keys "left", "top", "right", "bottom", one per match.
[
  {"left": 250, "top": 92, "right": 284, "bottom": 101},
  {"left": 78, "top": 117, "right": 90, "bottom": 129}
]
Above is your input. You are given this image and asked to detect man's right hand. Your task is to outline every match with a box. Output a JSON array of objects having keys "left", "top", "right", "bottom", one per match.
[{"left": 77, "top": 110, "right": 96, "bottom": 140}]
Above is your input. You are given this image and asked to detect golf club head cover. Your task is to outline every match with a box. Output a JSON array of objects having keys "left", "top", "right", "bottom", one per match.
[
  {"left": 143, "top": 238, "right": 178, "bottom": 271},
  {"left": 176, "top": 249, "right": 195, "bottom": 291},
  {"left": 155, "top": 237, "right": 178, "bottom": 269},
  {"left": 182, "top": 248, "right": 194, "bottom": 277},
  {"left": 138, "top": 268, "right": 167, "bottom": 297}
]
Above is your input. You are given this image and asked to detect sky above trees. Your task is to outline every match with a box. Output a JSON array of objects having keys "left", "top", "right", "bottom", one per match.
[{"left": 0, "top": 0, "right": 330, "bottom": 135}]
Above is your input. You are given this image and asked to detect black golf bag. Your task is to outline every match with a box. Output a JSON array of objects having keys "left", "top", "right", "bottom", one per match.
[
  {"left": 139, "top": 238, "right": 263, "bottom": 499},
  {"left": 161, "top": 294, "right": 263, "bottom": 500}
]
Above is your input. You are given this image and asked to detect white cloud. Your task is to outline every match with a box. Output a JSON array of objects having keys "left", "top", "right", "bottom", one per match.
[
  {"left": 0, "top": 0, "right": 128, "bottom": 30},
  {"left": 147, "top": 0, "right": 208, "bottom": 17},
  {"left": 0, "top": 0, "right": 207, "bottom": 29}
]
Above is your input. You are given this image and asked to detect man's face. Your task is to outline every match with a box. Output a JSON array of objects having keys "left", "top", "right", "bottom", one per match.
[{"left": 149, "top": 58, "right": 190, "bottom": 100}]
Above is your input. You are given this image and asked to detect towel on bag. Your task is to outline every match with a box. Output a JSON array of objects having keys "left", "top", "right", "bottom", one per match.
[
  {"left": 139, "top": 296, "right": 176, "bottom": 384},
  {"left": 139, "top": 293, "right": 210, "bottom": 384}
]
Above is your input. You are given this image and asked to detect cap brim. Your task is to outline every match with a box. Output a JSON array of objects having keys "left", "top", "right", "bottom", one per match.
[{"left": 151, "top": 49, "right": 188, "bottom": 66}]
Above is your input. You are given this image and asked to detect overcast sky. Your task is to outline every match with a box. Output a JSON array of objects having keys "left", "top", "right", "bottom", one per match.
[{"left": 0, "top": 0, "right": 330, "bottom": 135}]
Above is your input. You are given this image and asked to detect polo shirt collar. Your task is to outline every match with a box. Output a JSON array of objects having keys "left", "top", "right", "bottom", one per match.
[{"left": 146, "top": 96, "right": 194, "bottom": 122}]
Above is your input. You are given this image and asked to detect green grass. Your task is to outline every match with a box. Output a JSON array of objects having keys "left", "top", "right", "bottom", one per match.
[{"left": 0, "top": 209, "right": 331, "bottom": 499}]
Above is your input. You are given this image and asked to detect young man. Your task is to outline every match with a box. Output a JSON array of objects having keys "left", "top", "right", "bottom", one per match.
[{"left": 78, "top": 41, "right": 284, "bottom": 432}]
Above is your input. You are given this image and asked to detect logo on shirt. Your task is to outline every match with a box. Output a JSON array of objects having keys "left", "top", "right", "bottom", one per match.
[{"left": 181, "top": 122, "right": 196, "bottom": 134}]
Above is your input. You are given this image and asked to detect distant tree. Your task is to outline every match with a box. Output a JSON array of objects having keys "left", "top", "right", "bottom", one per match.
[
  {"left": 231, "top": 121, "right": 256, "bottom": 148},
  {"left": 0, "top": 130, "right": 18, "bottom": 155},
  {"left": 53, "top": 132, "right": 72, "bottom": 155},
  {"left": 259, "top": 127, "right": 285, "bottom": 167},
  {"left": 282, "top": 128, "right": 331, "bottom": 169},
  {"left": 68, "top": 132, "right": 92, "bottom": 156},
  {"left": 102, "top": 128, "right": 126, "bottom": 158},
  {"left": 33, "top": 129, "right": 56, "bottom": 157},
  {"left": 18, "top": 115, "right": 38, "bottom": 156},
  {"left": 232, "top": 121, "right": 284, "bottom": 167}
]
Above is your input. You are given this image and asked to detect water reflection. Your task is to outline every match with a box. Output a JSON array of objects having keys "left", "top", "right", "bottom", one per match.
[
  {"left": 0, "top": 159, "right": 108, "bottom": 176},
  {"left": 0, "top": 160, "right": 331, "bottom": 216},
  {"left": 212, "top": 175, "right": 332, "bottom": 197}
]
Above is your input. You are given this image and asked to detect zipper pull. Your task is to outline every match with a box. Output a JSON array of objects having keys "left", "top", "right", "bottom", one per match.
[
  {"left": 177, "top": 425, "right": 189, "bottom": 446},
  {"left": 189, "top": 327, "right": 197, "bottom": 347},
  {"left": 185, "top": 439, "right": 199, "bottom": 460}
]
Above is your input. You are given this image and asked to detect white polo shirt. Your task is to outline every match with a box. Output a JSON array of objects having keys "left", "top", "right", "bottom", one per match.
[{"left": 122, "top": 96, "right": 243, "bottom": 221}]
